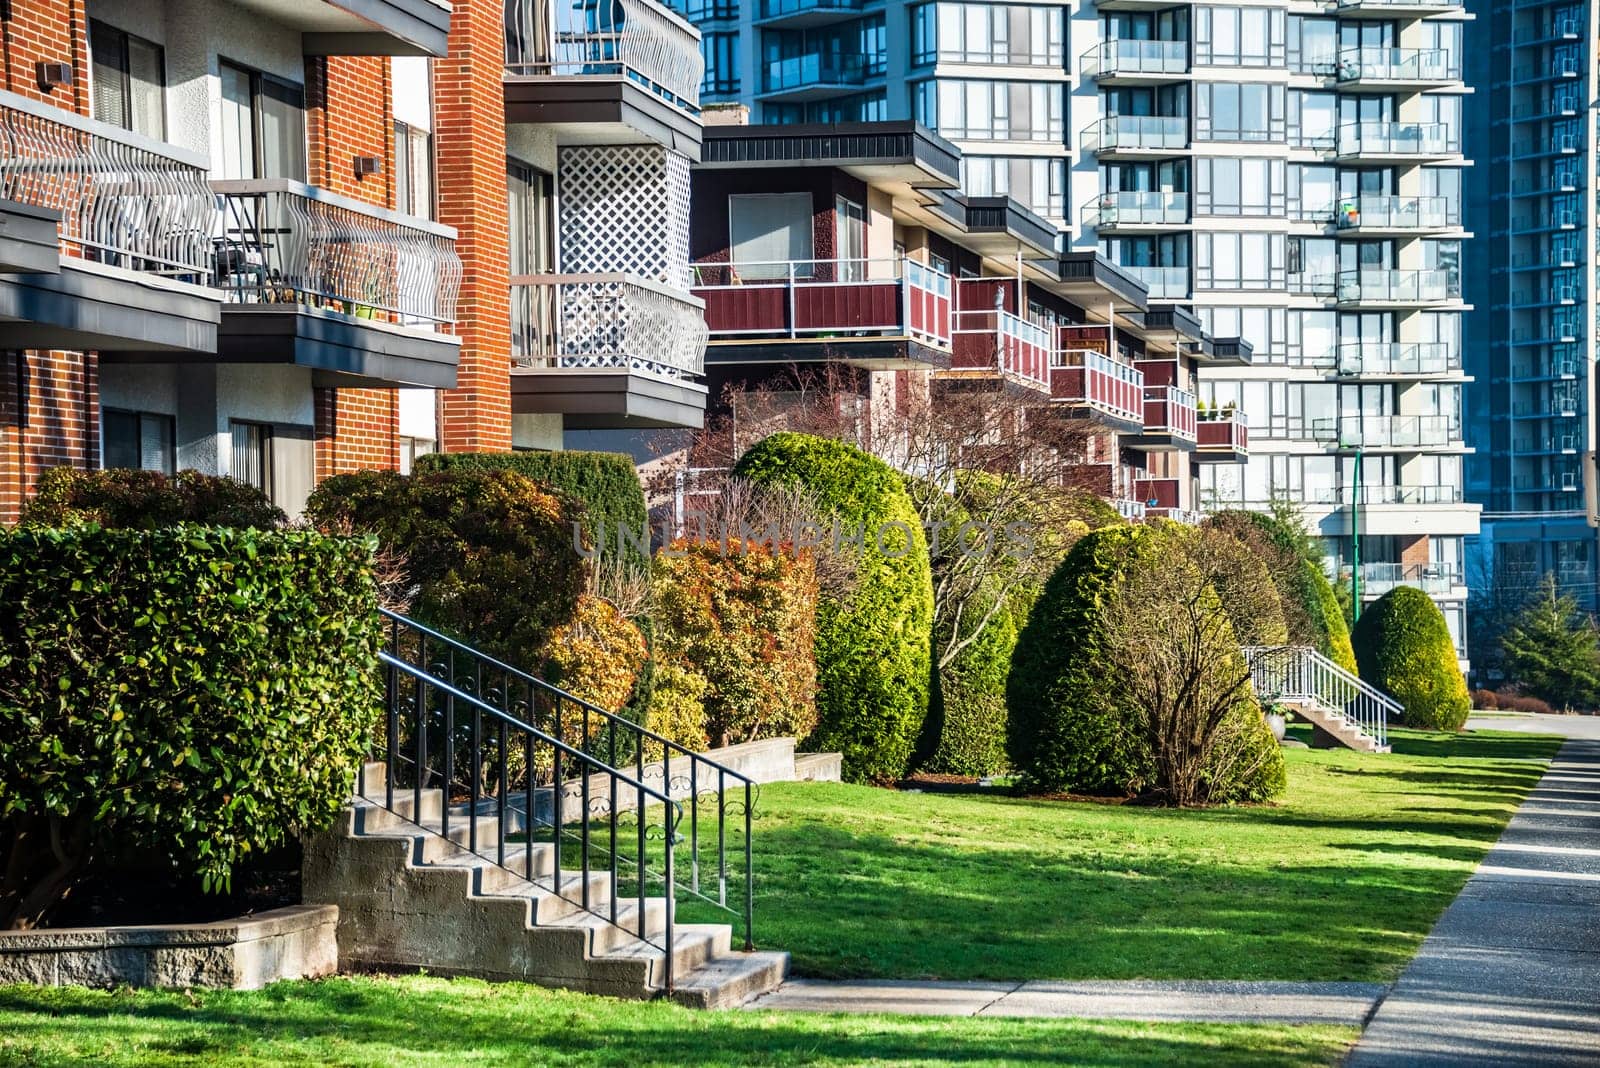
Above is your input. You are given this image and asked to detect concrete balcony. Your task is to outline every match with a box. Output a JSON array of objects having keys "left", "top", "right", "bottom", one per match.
[
  {"left": 1048, "top": 348, "right": 1146, "bottom": 432},
  {"left": 1334, "top": 195, "right": 1456, "bottom": 235},
  {"left": 504, "top": 0, "right": 703, "bottom": 156},
  {"left": 0, "top": 90, "right": 219, "bottom": 357},
  {"left": 1084, "top": 116, "right": 1189, "bottom": 157},
  {"left": 1082, "top": 191, "right": 1188, "bottom": 230},
  {"left": 1335, "top": 47, "right": 1459, "bottom": 90},
  {"left": 1336, "top": 269, "right": 1457, "bottom": 307},
  {"left": 1334, "top": 0, "right": 1464, "bottom": 16},
  {"left": 1336, "top": 342, "right": 1461, "bottom": 378},
  {"left": 511, "top": 272, "right": 708, "bottom": 429},
  {"left": 755, "top": 0, "right": 866, "bottom": 28},
  {"left": 1081, "top": 40, "right": 1189, "bottom": 83},
  {"left": 212, "top": 179, "right": 461, "bottom": 388},
  {"left": 1195, "top": 409, "right": 1248, "bottom": 462},
  {"left": 1335, "top": 121, "right": 1457, "bottom": 162},
  {"left": 942, "top": 308, "right": 1052, "bottom": 393}
]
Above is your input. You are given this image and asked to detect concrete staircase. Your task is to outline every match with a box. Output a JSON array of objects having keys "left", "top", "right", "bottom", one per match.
[
  {"left": 1280, "top": 699, "right": 1389, "bottom": 754},
  {"left": 1245, "top": 645, "right": 1399, "bottom": 754},
  {"left": 303, "top": 760, "right": 789, "bottom": 1008}
]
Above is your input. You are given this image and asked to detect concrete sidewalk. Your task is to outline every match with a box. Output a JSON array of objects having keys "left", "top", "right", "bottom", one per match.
[
  {"left": 744, "top": 979, "right": 1385, "bottom": 1026},
  {"left": 1348, "top": 732, "right": 1600, "bottom": 1065}
]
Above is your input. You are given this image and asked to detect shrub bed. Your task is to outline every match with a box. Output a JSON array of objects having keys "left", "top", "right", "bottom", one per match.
[
  {"left": 1351, "top": 586, "right": 1471, "bottom": 731},
  {"left": 733, "top": 433, "right": 933, "bottom": 782},
  {"left": 20, "top": 467, "right": 285, "bottom": 530},
  {"left": 0, "top": 525, "right": 380, "bottom": 929}
]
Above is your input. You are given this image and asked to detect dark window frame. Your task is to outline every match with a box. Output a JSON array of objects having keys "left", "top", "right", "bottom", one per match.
[
  {"left": 219, "top": 57, "right": 308, "bottom": 182},
  {"left": 89, "top": 19, "right": 167, "bottom": 139},
  {"left": 102, "top": 407, "right": 176, "bottom": 475}
]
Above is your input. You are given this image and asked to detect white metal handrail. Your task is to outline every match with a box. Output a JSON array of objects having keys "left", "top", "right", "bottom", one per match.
[
  {"left": 505, "top": 0, "right": 703, "bottom": 109},
  {"left": 1244, "top": 645, "right": 1396, "bottom": 750},
  {"left": 512, "top": 272, "right": 707, "bottom": 380},
  {"left": 0, "top": 88, "right": 213, "bottom": 278}
]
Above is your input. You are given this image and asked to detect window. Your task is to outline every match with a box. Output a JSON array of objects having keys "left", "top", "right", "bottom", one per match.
[
  {"left": 394, "top": 121, "right": 434, "bottom": 219},
  {"left": 1288, "top": 16, "right": 1336, "bottom": 74},
  {"left": 1194, "top": 6, "right": 1284, "bottom": 67},
  {"left": 1199, "top": 306, "right": 1285, "bottom": 359},
  {"left": 1193, "top": 157, "right": 1284, "bottom": 216},
  {"left": 1289, "top": 310, "right": 1338, "bottom": 366},
  {"left": 230, "top": 420, "right": 271, "bottom": 494},
  {"left": 89, "top": 21, "right": 165, "bottom": 139},
  {"left": 730, "top": 193, "right": 813, "bottom": 279},
  {"left": 1194, "top": 82, "right": 1283, "bottom": 142},
  {"left": 1289, "top": 164, "right": 1338, "bottom": 220},
  {"left": 1195, "top": 232, "right": 1285, "bottom": 289},
  {"left": 398, "top": 436, "right": 436, "bottom": 475},
  {"left": 102, "top": 409, "right": 174, "bottom": 474},
  {"left": 702, "top": 32, "right": 740, "bottom": 95},
  {"left": 1288, "top": 91, "right": 1337, "bottom": 148},
  {"left": 835, "top": 195, "right": 866, "bottom": 278},
  {"left": 218, "top": 61, "right": 306, "bottom": 181},
  {"left": 914, "top": 3, "right": 1063, "bottom": 65}
]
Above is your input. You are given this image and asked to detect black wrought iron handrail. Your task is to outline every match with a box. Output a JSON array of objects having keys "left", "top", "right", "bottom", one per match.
[
  {"left": 378, "top": 608, "right": 757, "bottom": 950},
  {"left": 377, "top": 652, "right": 684, "bottom": 991}
]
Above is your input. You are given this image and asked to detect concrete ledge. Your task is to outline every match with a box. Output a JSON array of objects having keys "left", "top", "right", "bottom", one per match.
[{"left": 0, "top": 904, "right": 338, "bottom": 990}]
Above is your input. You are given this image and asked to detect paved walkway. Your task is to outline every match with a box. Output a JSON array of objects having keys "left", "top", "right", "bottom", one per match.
[
  {"left": 744, "top": 979, "right": 1385, "bottom": 1025},
  {"left": 1349, "top": 718, "right": 1600, "bottom": 1065}
]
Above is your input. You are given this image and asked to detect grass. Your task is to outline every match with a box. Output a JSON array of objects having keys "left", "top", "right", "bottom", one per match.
[
  {"left": 679, "top": 727, "right": 1562, "bottom": 983},
  {"left": 0, "top": 975, "right": 1358, "bottom": 1067}
]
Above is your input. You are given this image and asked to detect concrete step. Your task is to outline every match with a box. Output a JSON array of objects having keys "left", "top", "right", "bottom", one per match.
[
  {"left": 674, "top": 950, "right": 790, "bottom": 1009},
  {"left": 794, "top": 752, "right": 843, "bottom": 782}
]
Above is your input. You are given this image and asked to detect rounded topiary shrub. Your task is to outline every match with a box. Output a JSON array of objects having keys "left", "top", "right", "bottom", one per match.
[
  {"left": 733, "top": 433, "right": 933, "bottom": 782},
  {"left": 1351, "top": 586, "right": 1470, "bottom": 730},
  {"left": 21, "top": 466, "right": 286, "bottom": 530},
  {"left": 0, "top": 525, "right": 380, "bottom": 929}
]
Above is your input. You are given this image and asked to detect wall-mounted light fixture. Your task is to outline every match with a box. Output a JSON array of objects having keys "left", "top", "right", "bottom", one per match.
[
  {"left": 36, "top": 62, "right": 73, "bottom": 93},
  {"left": 353, "top": 155, "right": 383, "bottom": 179}
]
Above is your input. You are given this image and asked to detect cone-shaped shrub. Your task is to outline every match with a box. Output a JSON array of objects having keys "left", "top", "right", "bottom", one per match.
[
  {"left": 733, "top": 433, "right": 932, "bottom": 782},
  {"left": 1351, "top": 586, "right": 1470, "bottom": 730}
]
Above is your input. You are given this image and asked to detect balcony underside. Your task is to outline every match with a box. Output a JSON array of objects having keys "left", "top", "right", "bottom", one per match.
[
  {"left": 1053, "top": 402, "right": 1145, "bottom": 434},
  {"left": 235, "top": 0, "right": 450, "bottom": 56},
  {"left": 0, "top": 200, "right": 60, "bottom": 275},
  {"left": 511, "top": 368, "right": 708, "bottom": 430},
  {"left": 931, "top": 368, "right": 1049, "bottom": 398},
  {"left": 0, "top": 260, "right": 218, "bottom": 356},
  {"left": 703, "top": 337, "right": 952, "bottom": 371},
  {"left": 1122, "top": 431, "right": 1196, "bottom": 452},
  {"left": 1193, "top": 444, "right": 1247, "bottom": 462},
  {"left": 505, "top": 78, "right": 702, "bottom": 160},
  {"left": 213, "top": 305, "right": 459, "bottom": 389}
]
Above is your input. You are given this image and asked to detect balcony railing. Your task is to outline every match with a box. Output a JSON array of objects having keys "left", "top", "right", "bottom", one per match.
[
  {"left": 1144, "top": 384, "right": 1198, "bottom": 441},
  {"left": 1081, "top": 39, "right": 1188, "bottom": 77},
  {"left": 505, "top": 0, "right": 703, "bottom": 111},
  {"left": 1337, "top": 269, "right": 1455, "bottom": 304},
  {"left": 1123, "top": 265, "right": 1190, "bottom": 299},
  {"left": 762, "top": 53, "right": 869, "bottom": 92},
  {"left": 1114, "top": 498, "right": 1148, "bottom": 521},
  {"left": 1197, "top": 408, "right": 1247, "bottom": 452},
  {"left": 691, "top": 257, "right": 952, "bottom": 347},
  {"left": 1336, "top": 342, "right": 1459, "bottom": 376},
  {"left": 213, "top": 179, "right": 461, "bottom": 329},
  {"left": 1337, "top": 121, "right": 1455, "bottom": 157},
  {"left": 1334, "top": 414, "right": 1460, "bottom": 448},
  {"left": 951, "top": 309, "right": 1050, "bottom": 390},
  {"left": 1350, "top": 562, "right": 1462, "bottom": 598},
  {"left": 0, "top": 88, "right": 214, "bottom": 278},
  {"left": 1049, "top": 348, "right": 1145, "bottom": 423},
  {"left": 758, "top": 0, "right": 862, "bottom": 18},
  {"left": 1085, "top": 116, "right": 1188, "bottom": 152},
  {"left": 1336, "top": 47, "right": 1458, "bottom": 83},
  {"left": 512, "top": 273, "right": 706, "bottom": 379},
  {"left": 1288, "top": 272, "right": 1338, "bottom": 297},
  {"left": 1082, "top": 191, "right": 1188, "bottom": 228},
  {"left": 1335, "top": 195, "right": 1453, "bottom": 231}
]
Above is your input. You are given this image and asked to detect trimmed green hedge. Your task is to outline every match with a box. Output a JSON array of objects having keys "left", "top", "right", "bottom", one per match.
[
  {"left": 925, "top": 587, "right": 1015, "bottom": 777},
  {"left": 1351, "top": 586, "right": 1470, "bottom": 730},
  {"left": 20, "top": 467, "right": 285, "bottom": 530},
  {"left": 415, "top": 451, "right": 648, "bottom": 567},
  {"left": 733, "top": 433, "right": 933, "bottom": 782},
  {"left": 0, "top": 525, "right": 380, "bottom": 926}
]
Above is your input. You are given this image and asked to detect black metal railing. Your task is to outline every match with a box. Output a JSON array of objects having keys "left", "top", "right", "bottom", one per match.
[{"left": 377, "top": 609, "right": 757, "bottom": 954}]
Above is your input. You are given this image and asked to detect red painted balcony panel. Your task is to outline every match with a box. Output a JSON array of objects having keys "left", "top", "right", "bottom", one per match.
[
  {"left": 1049, "top": 349, "right": 1145, "bottom": 423},
  {"left": 695, "top": 285, "right": 789, "bottom": 333},
  {"left": 1143, "top": 385, "right": 1198, "bottom": 441},
  {"left": 1133, "top": 477, "right": 1182, "bottom": 510},
  {"left": 793, "top": 281, "right": 900, "bottom": 332},
  {"left": 693, "top": 258, "right": 954, "bottom": 347},
  {"left": 1197, "top": 413, "right": 1249, "bottom": 452}
]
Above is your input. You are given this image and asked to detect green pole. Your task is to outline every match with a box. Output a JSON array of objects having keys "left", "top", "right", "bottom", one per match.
[{"left": 1351, "top": 446, "right": 1362, "bottom": 623}]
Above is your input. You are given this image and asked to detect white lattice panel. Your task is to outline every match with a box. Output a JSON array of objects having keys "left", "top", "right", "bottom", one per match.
[{"left": 559, "top": 145, "right": 693, "bottom": 290}]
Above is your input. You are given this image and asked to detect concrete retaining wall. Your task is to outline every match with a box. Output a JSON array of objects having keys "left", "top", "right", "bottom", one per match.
[{"left": 0, "top": 904, "right": 338, "bottom": 990}]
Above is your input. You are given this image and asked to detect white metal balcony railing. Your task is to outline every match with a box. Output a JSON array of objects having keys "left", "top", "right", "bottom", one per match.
[
  {"left": 1335, "top": 195, "right": 1453, "bottom": 231},
  {"left": 1337, "top": 268, "right": 1456, "bottom": 303},
  {"left": 0, "top": 88, "right": 214, "bottom": 278},
  {"left": 214, "top": 179, "right": 462, "bottom": 328},
  {"left": 1336, "top": 342, "right": 1460, "bottom": 376},
  {"left": 512, "top": 273, "right": 707, "bottom": 380},
  {"left": 1123, "top": 265, "right": 1190, "bottom": 299},
  {"left": 1336, "top": 47, "right": 1458, "bottom": 83},
  {"left": 504, "top": 0, "right": 703, "bottom": 110},
  {"left": 1083, "top": 191, "right": 1188, "bottom": 228},
  {"left": 1086, "top": 116, "right": 1188, "bottom": 152},
  {"left": 1081, "top": 39, "right": 1188, "bottom": 77},
  {"left": 1337, "top": 121, "right": 1454, "bottom": 157},
  {"left": 1332, "top": 414, "right": 1461, "bottom": 448},
  {"left": 1113, "top": 498, "right": 1148, "bottom": 521}
]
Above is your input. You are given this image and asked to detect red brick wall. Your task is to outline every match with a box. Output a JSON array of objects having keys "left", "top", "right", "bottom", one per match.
[
  {"left": 435, "top": 0, "right": 511, "bottom": 453},
  {"left": 314, "top": 388, "right": 401, "bottom": 479},
  {"left": 3, "top": 0, "right": 89, "bottom": 111},
  {"left": 1400, "top": 534, "right": 1431, "bottom": 568}
]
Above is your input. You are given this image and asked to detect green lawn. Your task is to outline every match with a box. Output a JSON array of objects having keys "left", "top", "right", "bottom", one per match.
[
  {"left": 0, "top": 975, "right": 1357, "bottom": 1067},
  {"left": 680, "top": 728, "right": 1562, "bottom": 983}
]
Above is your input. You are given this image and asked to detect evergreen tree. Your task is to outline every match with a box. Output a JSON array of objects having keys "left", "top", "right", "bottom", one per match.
[{"left": 1501, "top": 574, "right": 1600, "bottom": 710}]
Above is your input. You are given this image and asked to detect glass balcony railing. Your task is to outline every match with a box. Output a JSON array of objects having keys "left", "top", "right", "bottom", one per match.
[
  {"left": 505, "top": 0, "right": 703, "bottom": 111},
  {"left": 1086, "top": 115, "right": 1188, "bottom": 152},
  {"left": 1123, "top": 265, "right": 1190, "bottom": 299},
  {"left": 758, "top": 0, "right": 862, "bottom": 18},
  {"left": 1081, "top": 40, "right": 1188, "bottom": 77},
  {"left": 762, "top": 53, "right": 869, "bottom": 92},
  {"left": 1337, "top": 121, "right": 1455, "bottom": 157},
  {"left": 1349, "top": 562, "right": 1463, "bottom": 597},
  {"left": 1336, "top": 47, "right": 1459, "bottom": 83},
  {"left": 1336, "top": 342, "right": 1460, "bottom": 376},
  {"left": 1335, "top": 195, "right": 1454, "bottom": 231},
  {"left": 1082, "top": 191, "right": 1188, "bottom": 228},
  {"left": 1334, "top": 414, "right": 1461, "bottom": 448},
  {"left": 1337, "top": 269, "right": 1457, "bottom": 304}
]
